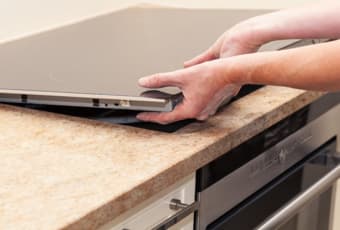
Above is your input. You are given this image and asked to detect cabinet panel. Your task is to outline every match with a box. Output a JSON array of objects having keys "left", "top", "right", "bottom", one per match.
[{"left": 100, "top": 174, "right": 195, "bottom": 230}]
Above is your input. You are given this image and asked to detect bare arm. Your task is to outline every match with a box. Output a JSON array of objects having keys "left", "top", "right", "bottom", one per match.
[
  {"left": 137, "top": 1, "right": 340, "bottom": 124},
  {"left": 229, "top": 40, "right": 340, "bottom": 91},
  {"left": 185, "top": 0, "right": 340, "bottom": 66},
  {"left": 138, "top": 40, "right": 340, "bottom": 123},
  {"left": 245, "top": 1, "right": 340, "bottom": 42}
]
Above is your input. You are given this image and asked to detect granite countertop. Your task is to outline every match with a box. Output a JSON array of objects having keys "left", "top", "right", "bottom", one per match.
[{"left": 0, "top": 86, "right": 323, "bottom": 229}]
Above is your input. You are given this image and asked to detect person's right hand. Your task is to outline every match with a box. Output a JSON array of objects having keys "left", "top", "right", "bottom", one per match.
[{"left": 184, "top": 20, "right": 267, "bottom": 67}]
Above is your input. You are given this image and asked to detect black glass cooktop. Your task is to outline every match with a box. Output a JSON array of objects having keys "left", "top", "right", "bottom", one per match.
[{"left": 7, "top": 85, "right": 263, "bottom": 133}]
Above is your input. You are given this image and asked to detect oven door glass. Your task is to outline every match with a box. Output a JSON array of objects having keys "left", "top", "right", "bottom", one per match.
[{"left": 207, "top": 138, "right": 339, "bottom": 230}]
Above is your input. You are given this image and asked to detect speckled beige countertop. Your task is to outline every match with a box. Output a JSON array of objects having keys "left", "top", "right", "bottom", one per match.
[{"left": 0, "top": 86, "right": 323, "bottom": 230}]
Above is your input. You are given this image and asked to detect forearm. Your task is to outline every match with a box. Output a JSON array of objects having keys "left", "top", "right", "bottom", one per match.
[
  {"left": 228, "top": 40, "right": 340, "bottom": 91},
  {"left": 242, "top": 1, "right": 340, "bottom": 44}
]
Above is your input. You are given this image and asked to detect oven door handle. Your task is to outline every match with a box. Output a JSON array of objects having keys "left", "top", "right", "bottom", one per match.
[
  {"left": 255, "top": 164, "right": 340, "bottom": 230},
  {"left": 151, "top": 200, "right": 199, "bottom": 230}
]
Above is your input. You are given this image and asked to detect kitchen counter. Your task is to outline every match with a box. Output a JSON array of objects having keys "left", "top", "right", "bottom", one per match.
[{"left": 0, "top": 85, "right": 323, "bottom": 230}]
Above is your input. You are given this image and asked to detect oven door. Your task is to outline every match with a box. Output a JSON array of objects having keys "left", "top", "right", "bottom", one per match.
[{"left": 207, "top": 139, "right": 340, "bottom": 230}]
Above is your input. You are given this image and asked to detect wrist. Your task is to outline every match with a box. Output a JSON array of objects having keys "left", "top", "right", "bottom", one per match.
[
  {"left": 220, "top": 57, "right": 250, "bottom": 86},
  {"left": 218, "top": 53, "right": 266, "bottom": 86},
  {"left": 234, "top": 14, "right": 282, "bottom": 46}
]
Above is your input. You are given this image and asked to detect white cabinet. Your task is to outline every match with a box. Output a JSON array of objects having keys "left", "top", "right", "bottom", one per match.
[{"left": 99, "top": 174, "right": 196, "bottom": 230}]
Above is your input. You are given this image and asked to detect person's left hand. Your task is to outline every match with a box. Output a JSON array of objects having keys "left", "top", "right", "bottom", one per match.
[{"left": 136, "top": 59, "right": 240, "bottom": 124}]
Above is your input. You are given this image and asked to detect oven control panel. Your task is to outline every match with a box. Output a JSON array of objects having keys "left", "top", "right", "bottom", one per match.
[{"left": 250, "top": 129, "right": 313, "bottom": 178}]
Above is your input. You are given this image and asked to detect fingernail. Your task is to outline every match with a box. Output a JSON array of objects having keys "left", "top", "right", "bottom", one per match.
[
  {"left": 138, "top": 77, "right": 148, "bottom": 86},
  {"left": 136, "top": 113, "right": 146, "bottom": 120}
]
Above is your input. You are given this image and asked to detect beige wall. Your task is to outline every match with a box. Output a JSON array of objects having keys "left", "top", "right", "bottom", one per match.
[{"left": 147, "top": 0, "right": 319, "bottom": 9}]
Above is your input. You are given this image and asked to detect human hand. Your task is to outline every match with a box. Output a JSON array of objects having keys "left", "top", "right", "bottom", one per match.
[
  {"left": 137, "top": 59, "right": 240, "bottom": 124},
  {"left": 184, "top": 20, "right": 266, "bottom": 67},
  {"left": 137, "top": 20, "right": 267, "bottom": 124}
]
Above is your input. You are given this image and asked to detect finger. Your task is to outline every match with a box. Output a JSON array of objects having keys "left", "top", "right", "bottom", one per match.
[
  {"left": 136, "top": 103, "right": 193, "bottom": 124},
  {"left": 138, "top": 71, "right": 183, "bottom": 89},
  {"left": 183, "top": 49, "right": 216, "bottom": 68},
  {"left": 184, "top": 34, "right": 227, "bottom": 68}
]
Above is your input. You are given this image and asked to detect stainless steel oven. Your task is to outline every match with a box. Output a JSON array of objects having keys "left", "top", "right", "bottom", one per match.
[{"left": 196, "top": 93, "right": 340, "bottom": 230}]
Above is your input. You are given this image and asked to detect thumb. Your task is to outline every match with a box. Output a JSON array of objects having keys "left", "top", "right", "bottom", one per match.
[
  {"left": 138, "top": 72, "right": 181, "bottom": 89},
  {"left": 184, "top": 35, "right": 225, "bottom": 68},
  {"left": 184, "top": 49, "right": 215, "bottom": 68}
]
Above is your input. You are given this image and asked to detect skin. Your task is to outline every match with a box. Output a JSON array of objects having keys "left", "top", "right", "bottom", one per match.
[{"left": 137, "top": 1, "right": 340, "bottom": 124}]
